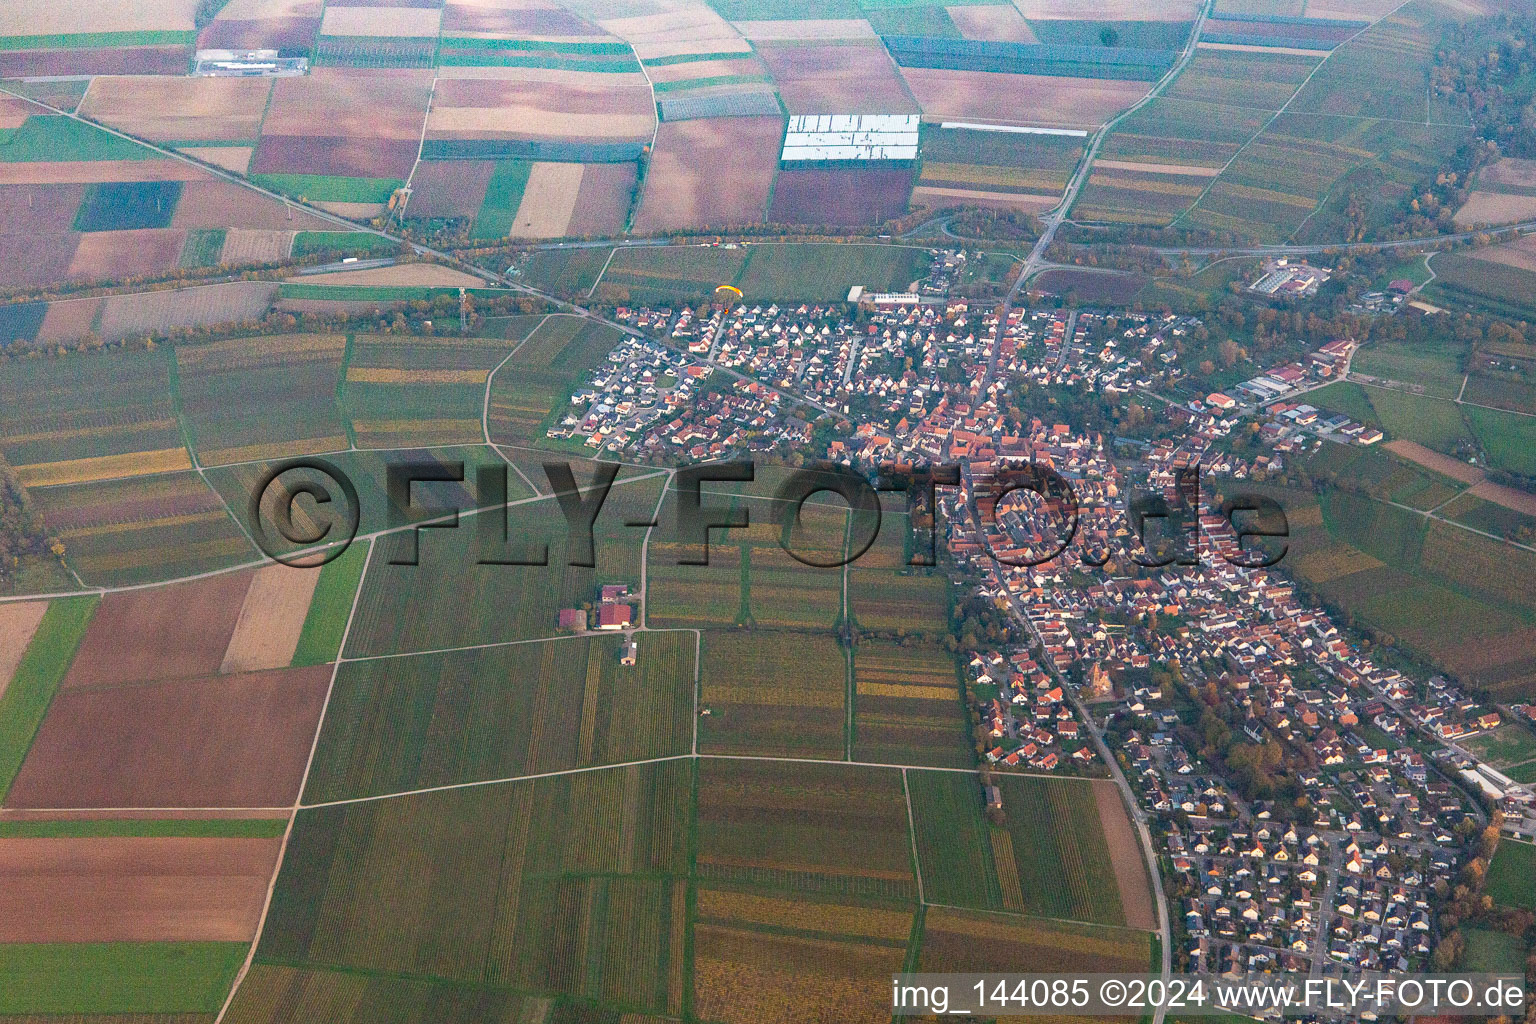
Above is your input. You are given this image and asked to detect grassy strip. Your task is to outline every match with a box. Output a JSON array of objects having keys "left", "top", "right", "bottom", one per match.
[
  {"left": 0, "top": 597, "right": 98, "bottom": 801},
  {"left": 0, "top": 817, "right": 286, "bottom": 838},
  {"left": 0, "top": 30, "right": 195, "bottom": 50},
  {"left": 0, "top": 116, "right": 151, "bottom": 163},
  {"left": 651, "top": 74, "right": 774, "bottom": 93},
  {"left": 290, "top": 231, "right": 399, "bottom": 258},
  {"left": 290, "top": 539, "right": 369, "bottom": 667},
  {"left": 249, "top": 173, "right": 402, "bottom": 204},
  {"left": 0, "top": 942, "right": 246, "bottom": 1014}
]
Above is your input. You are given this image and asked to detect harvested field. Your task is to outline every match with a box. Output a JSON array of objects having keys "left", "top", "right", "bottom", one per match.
[
  {"left": 758, "top": 42, "right": 918, "bottom": 113},
  {"left": 645, "top": 56, "right": 766, "bottom": 85},
  {"left": 1469, "top": 234, "right": 1536, "bottom": 273},
  {"left": 508, "top": 160, "right": 585, "bottom": 237},
  {"left": 426, "top": 75, "right": 655, "bottom": 141},
  {"left": 6, "top": 664, "right": 332, "bottom": 809},
  {"left": 1469, "top": 479, "right": 1536, "bottom": 518},
  {"left": 401, "top": 159, "right": 493, "bottom": 218},
  {"left": 0, "top": 184, "right": 84, "bottom": 287},
  {"left": 633, "top": 116, "right": 780, "bottom": 231},
  {"left": 900, "top": 68, "right": 1148, "bottom": 127},
  {"left": 251, "top": 134, "right": 420, "bottom": 179},
  {"left": 566, "top": 160, "right": 636, "bottom": 235},
  {"left": 219, "top": 565, "right": 323, "bottom": 674},
  {"left": 1012, "top": 0, "right": 1199, "bottom": 18},
  {"left": 948, "top": 4, "right": 1039, "bottom": 41},
  {"left": 97, "top": 282, "right": 279, "bottom": 341},
  {"left": 4, "top": 0, "right": 200, "bottom": 34},
  {"left": 1455, "top": 192, "right": 1536, "bottom": 228},
  {"left": 179, "top": 145, "right": 254, "bottom": 175},
  {"left": 1095, "top": 158, "right": 1220, "bottom": 176},
  {"left": 169, "top": 182, "right": 326, "bottom": 231},
  {"left": 261, "top": 68, "right": 433, "bottom": 140},
  {"left": 199, "top": 15, "right": 322, "bottom": 51},
  {"left": 912, "top": 184, "right": 1055, "bottom": 210},
  {"left": 311, "top": 199, "right": 385, "bottom": 218},
  {"left": 442, "top": 0, "right": 606, "bottom": 36},
  {"left": 291, "top": 263, "right": 483, "bottom": 287},
  {"left": 67, "top": 229, "right": 186, "bottom": 282},
  {"left": 0, "top": 836, "right": 281, "bottom": 942},
  {"left": 319, "top": 5, "right": 441, "bottom": 36},
  {"left": 1480, "top": 156, "right": 1536, "bottom": 188},
  {"left": 0, "top": 46, "right": 193, "bottom": 78},
  {"left": 1198, "top": 40, "right": 1331, "bottom": 55},
  {"left": 219, "top": 228, "right": 292, "bottom": 263},
  {"left": 78, "top": 77, "right": 271, "bottom": 143},
  {"left": 0, "top": 603, "right": 48, "bottom": 700},
  {"left": 1383, "top": 439, "right": 1483, "bottom": 485},
  {"left": 732, "top": 18, "right": 877, "bottom": 40},
  {"left": 0, "top": 160, "right": 204, "bottom": 186},
  {"left": 769, "top": 167, "right": 913, "bottom": 226},
  {"left": 1094, "top": 780, "right": 1155, "bottom": 931},
  {"left": 600, "top": 6, "right": 750, "bottom": 61},
  {"left": 215, "top": 0, "right": 322, "bottom": 18},
  {"left": 35, "top": 296, "right": 103, "bottom": 344},
  {"left": 62, "top": 572, "right": 256, "bottom": 690}
]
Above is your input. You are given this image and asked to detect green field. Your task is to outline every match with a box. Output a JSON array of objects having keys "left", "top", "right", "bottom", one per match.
[
  {"left": 0, "top": 817, "right": 286, "bottom": 838},
  {"left": 908, "top": 769, "right": 1004, "bottom": 911},
  {"left": 697, "top": 628, "right": 847, "bottom": 758},
  {"left": 0, "top": 29, "right": 194, "bottom": 50},
  {"left": 997, "top": 775, "right": 1128, "bottom": 926},
  {"left": 250, "top": 173, "right": 404, "bottom": 204},
  {"left": 0, "top": 597, "right": 97, "bottom": 799},
  {"left": 251, "top": 763, "right": 690, "bottom": 1015},
  {"left": 1422, "top": 253, "right": 1536, "bottom": 321},
  {"left": 1485, "top": 839, "right": 1536, "bottom": 911},
  {"left": 290, "top": 231, "right": 399, "bottom": 258},
  {"left": 0, "top": 942, "right": 245, "bottom": 1014},
  {"left": 471, "top": 160, "right": 533, "bottom": 239},
  {"left": 179, "top": 227, "right": 228, "bottom": 269},
  {"left": 1462, "top": 927, "right": 1526, "bottom": 973},
  {"left": 598, "top": 243, "right": 930, "bottom": 304},
  {"left": 1353, "top": 337, "right": 1465, "bottom": 399},
  {"left": 303, "top": 632, "right": 694, "bottom": 802},
  {"left": 1464, "top": 404, "right": 1536, "bottom": 476},
  {"left": 853, "top": 639, "right": 969, "bottom": 768},
  {"left": 291, "top": 539, "right": 371, "bottom": 668},
  {"left": 513, "top": 246, "right": 614, "bottom": 296},
  {"left": 0, "top": 115, "right": 151, "bottom": 162},
  {"left": 1460, "top": 723, "right": 1536, "bottom": 769}
]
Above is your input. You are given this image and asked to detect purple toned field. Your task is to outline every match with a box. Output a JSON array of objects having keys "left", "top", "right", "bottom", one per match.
[{"left": 769, "top": 167, "right": 914, "bottom": 226}]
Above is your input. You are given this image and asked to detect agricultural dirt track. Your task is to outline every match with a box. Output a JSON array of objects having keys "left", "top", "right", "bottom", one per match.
[
  {"left": 1383, "top": 439, "right": 1483, "bottom": 485},
  {"left": 1094, "top": 780, "right": 1156, "bottom": 931},
  {"left": 63, "top": 571, "right": 255, "bottom": 689},
  {"left": 0, "top": 601, "right": 48, "bottom": 698},
  {"left": 0, "top": 836, "right": 282, "bottom": 942},
  {"left": 219, "top": 565, "right": 321, "bottom": 674},
  {"left": 7, "top": 664, "right": 332, "bottom": 809}
]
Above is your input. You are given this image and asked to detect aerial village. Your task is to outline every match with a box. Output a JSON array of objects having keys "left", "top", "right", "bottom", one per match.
[{"left": 550, "top": 247, "right": 1535, "bottom": 989}]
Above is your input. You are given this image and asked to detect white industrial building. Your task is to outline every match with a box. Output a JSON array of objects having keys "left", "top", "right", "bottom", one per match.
[{"left": 780, "top": 114, "right": 920, "bottom": 162}]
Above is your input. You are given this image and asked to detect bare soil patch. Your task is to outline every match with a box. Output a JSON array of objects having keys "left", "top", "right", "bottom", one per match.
[
  {"left": 0, "top": 836, "right": 281, "bottom": 942},
  {"left": 262, "top": 68, "right": 433, "bottom": 140},
  {"left": 1384, "top": 439, "right": 1484, "bottom": 485},
  {"left": 769, "top": 167, "right": 914, "bottom": 226},
  {"left": 0, "top": 160, "right": 206, "bottom": 185},
  {"left": 1469, "top": 480, "right": 1536, "bottom": 518},
  {"left": 251, "top": 134, "right": 420, "bottom": 179},
  {"left": 0, "top": 232, "right": 79, "bottom": 289},
  {"left": 427, "top": 75, "right": 654, "bottom": 140},
  {"left": 732, "top": 19, "right": 877, "bottom": 40},
  {"left": 443, "top": 0, "right": 604, "bottom": 36},
  {"left": 36, "top": 295, "right": 104, "bottom": 344},
  {"left": 0, "top": 183, "right": 86, "bottom": 232},
  {"left": 1468, "top": 234, "right": 1536, "bottom": 274},
  {"left": 1094, "top": 780, "right": 1157, "bottom": 931},
  {"left": 912, "top": 184, "right": 1056, "bottom": 211},
  {"left": 509, "top": 161, "right": 585, "bottom": 238},
  {"left": 172, "top": 181, "right": 327, "bottom": 231},
  {"left": 404, "top": 159, "right": 494, "bottom": 218},
  {"left": 0, "top": 602, "right": 48, "bottom": 700},
  {"left": 1196, "top": 41, "right": 1331, "bottom": 55},
  {"left": 79, "top": 77, "right": 271, "bottom": 143},
  {"left": 601, "top": 6, "right": 749, "bottom": 60},
  {"left": 64, "top": 571, "right": 256, "bottom": 690},
  {"left": 220, "top": 228, "right": 294, "bottom": 263},
  {"left": 1454, "top": 192, "right": 1536, "bottom": 228},
  {"left": 181, "top": 145, "right": 255, "bottom": 175},
  {"left": 0, "top": 47, "right": 192, "bottom": 78},
  {"left": 567, "top": 160, "right": 636, "bottom": 235},
  {"left": 759, "top": 41, "right": 918, "bottom": 114},
  {"left": 68, "top": 228, "right": 187, "bottom": 281},
  {"left": 319, "top": 5, "right": 442, "bottom": 36},
  {"left": 7, "top": 664, "right": 332, "bottom": 809},
  {"left": 1012, "top": 0, "right": 1198, "bottom": 18},
  {"left": 633, "top": 116, "right": 781, "bottom": 232},
  {"left": 6, "top": 0, "right": 200, "bottom": 35},
  {"left": 198, "top": 15, "right": 322, "bottom": 51},
  {"left": 217, "top": 0, "right": 322, "bottom": 17},
  {"left": 948, "top": 5, "right": 1038, "bottom": 41},
  {"left": 899, "top": 68, "right": 1147, "bottom": 127},
  {"left": 220, "top": 564, "right": 322, "bottom": 673},
  {"left": 1480, "top": 157, "right": 1536, "bottom": 189}
]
